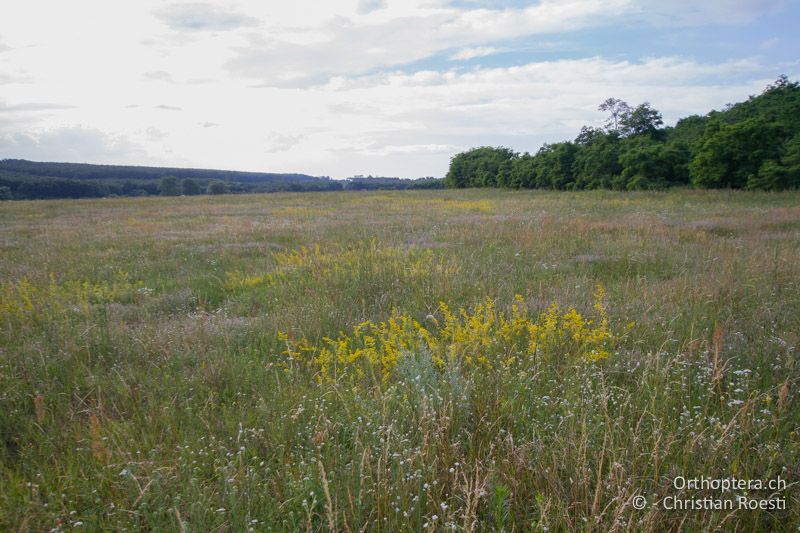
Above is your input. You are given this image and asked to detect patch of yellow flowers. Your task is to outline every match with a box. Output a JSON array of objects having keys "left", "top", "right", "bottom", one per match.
[
  {"left": 224, "top": 241, "right": 460, "bottom": 291},
  {"left": 279, "top": 285, "right": 614, "bottom": 383},
  {"left": 0, "top": 271, "right": 143, "bottom": 324}
]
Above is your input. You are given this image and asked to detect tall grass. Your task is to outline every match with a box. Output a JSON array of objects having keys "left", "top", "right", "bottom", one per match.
[{"left": 0, "top": 189, "right": 798, "bottom": 531}]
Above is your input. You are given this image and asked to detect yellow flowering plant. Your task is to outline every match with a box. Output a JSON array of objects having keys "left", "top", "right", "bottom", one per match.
[
  {"left": 1, "top": 271, "right": 144, "bottom": 324},
  {"left": 279, "top": 285, "right": 614, "bottom": 383}
]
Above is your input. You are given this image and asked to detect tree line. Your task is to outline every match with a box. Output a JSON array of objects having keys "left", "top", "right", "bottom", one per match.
[
  {"left": 0, "top": 166, "right": 443, "bottom": 200},
  {"left": 0, "top": 173, "right": 343, "bottom": 200},
  {"left": 445, "top": 76, "right": 800, "bottom": 191}
]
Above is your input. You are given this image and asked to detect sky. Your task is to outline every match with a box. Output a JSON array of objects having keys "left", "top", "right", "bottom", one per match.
[{"left": 0, "top": 1, "right": 798, "bottom": 179}]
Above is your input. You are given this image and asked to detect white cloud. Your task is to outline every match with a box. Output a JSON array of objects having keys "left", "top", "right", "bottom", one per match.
[
  {"left": 335, "top": 141, "right": 461, "bottom": 156},
  {"left": 155, "top": 3, "right": 259, "bottom": 32},
  {"left": 145, "top": 127, "right": 169, "bottom": 142},
  {"left": 449, "top": 46, "right": 504, "bottom": 61},
  {"left": 760, "top": 37, "right": 779, "bottom": 49},
  {"left": 357, "top": 0, "right": 388, "bottom": 15},
  {"left": 225, "top": 0, "right": 631, "bottom": 87},
  {"left": 142, "top": 70, "right": 175, "bottom": 82},
  {"left": 0, "top": 101, "right": 76, "bottom": 113},
  {"left": 0, "top": 127, "right": 148, "bottom": 164},
  {"left": 0, "top": 100, "right": 77, "bottom": 134},
  {"left": 264, "top": 133, "right": 305, "bottom": 153}
]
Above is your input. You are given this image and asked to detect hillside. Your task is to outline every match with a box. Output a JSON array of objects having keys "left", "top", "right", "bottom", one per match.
[
  {"left": 0, "top": 159, "right": 340, "bottom": 199},
  {"left": 0, "top": 160, "right": 444, "bottom": 200}
]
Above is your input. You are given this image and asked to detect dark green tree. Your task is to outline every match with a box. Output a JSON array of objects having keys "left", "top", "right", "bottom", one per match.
[
  {"left": 667, "top": 115, "right": 708, "bottom": 148},
  {"left": 496, "top": 159, "right": 514, "bottom": 188},
  {"left": 572, "top": 129, "right": 621, "bottom": 189},
  {"left": 445, "top": 147, "right": 517, "bottom": 188},
  {"left": 689, "top": 118, "right": 785, "bottom": 188},
  {"left": 509, "top": 153, "right": 537, "bottom": 188},
  {"left": 621, "top": 102, "right": 664, "bottom": 138},
  {"left": 574, "top": 126, "right": 606, "bottom": 146},
  {"left": 617, "top": 137, "right": 689, "bottom": 190},
  {"left": 159, "top": 175, "right": 180, "bottom": 196},
  {"left": 181, "top": 178, "right": 202, "bottom": 195},
  {"left": 745, "top": 132, "right": 800, "bottom": 190},
  {"left": 206, "top": 180, "right": 229, "bottom": 195},
  {"left": 533, "top": 142, "right": 577, "bottom": 189}
]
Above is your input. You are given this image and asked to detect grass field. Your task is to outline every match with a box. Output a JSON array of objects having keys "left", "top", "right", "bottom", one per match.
[{"left": 1, "top": 189, "right": 799, "bottom": 531}]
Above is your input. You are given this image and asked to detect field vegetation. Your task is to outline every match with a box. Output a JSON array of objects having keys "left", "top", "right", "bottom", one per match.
[{"left": 1, "top": 189, "right": 799, "bottom": 531}]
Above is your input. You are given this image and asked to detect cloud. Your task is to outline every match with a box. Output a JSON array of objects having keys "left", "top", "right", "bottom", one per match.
[
  {"left": 145, "top": 127, "right": 168, "bottom": 141},
  {"left": 449, "top": 46, "right": 504, "bottom": 61},
  {"left": 357, "top": 0, "right": 387, "bottom": 14},
  {"left": 342, "top": 142, "right": 461, "bottom": 156},
  {"left": 225, "top": 0, "right": 631, "bottom": 87},
  {"left": 200, "top": 121, "right": 218, "bottom": 128},
  {"left": 0, "top": 101, "right": 76, "bottom": 113},
  {"left": 0, "top": 69, "right": 36, "bottom": 85},
  {"left": 0, "top": 100, "right": 77, "bottom": 132},
  {"left": 760, "top": 37, "right": 779, "bottom": 49},
  {"left": 0, "top": 126, "right": 147, "bottom": 163},
  {"left": 155, "top": 104, "right": 183, "bottom": 111},
  {"left": 155, "top": 2, "right": 259, "bottom": 32},
  {"left": 142, "top": 70, "right": 175, "bottom": 82},
  {"left": 634, "top": 0, "right": 786, "bottom": 25},
  {"left": 264, "top": 133, "right": 305, "bottom": 153}
]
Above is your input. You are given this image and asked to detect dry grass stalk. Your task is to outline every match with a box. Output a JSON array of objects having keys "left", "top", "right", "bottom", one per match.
[
  {"left": 33, "top": 394, "right": 45, "bottom": 424},
  {"left": 319, "top": 459, "right": 337, "bottom": 531},
  {"left": 89, "top": 414, "right": 111, "bottom": 464}
]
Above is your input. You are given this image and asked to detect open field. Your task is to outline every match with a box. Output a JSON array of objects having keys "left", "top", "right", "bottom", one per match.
[{"left": 1, "top": 189, "right": 799, "bottom": 531}]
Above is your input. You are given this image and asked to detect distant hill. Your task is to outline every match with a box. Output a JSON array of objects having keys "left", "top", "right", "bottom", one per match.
[
  {"left": 0, "top": 159, "right": 324, "bottom": 184},
  {"left": 0, "top": 159, "right": 339, "bottom": 199},
  {"left": 0, "top": 160, "right": 444, "bottom": 200}
]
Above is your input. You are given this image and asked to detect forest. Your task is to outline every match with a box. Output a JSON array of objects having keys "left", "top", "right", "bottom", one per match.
[
  {"left": 0, "top": 161, "right": 442, "bottom": 200},
  {"left": 445, "top": 76, "right": 800, "bottom": 191}
]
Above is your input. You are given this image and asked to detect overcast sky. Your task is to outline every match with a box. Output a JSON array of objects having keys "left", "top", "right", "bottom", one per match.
[{"left": 1, "top": 1, "right": 798, "bottom": 178}]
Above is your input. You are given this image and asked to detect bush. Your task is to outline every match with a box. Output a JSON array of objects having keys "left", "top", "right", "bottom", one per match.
[
  {"left": 180, "top": 178, "right": 202, "bottom": 195},
  {"left": 206, "top": 180, "right": 228, "bottom": 195},
  {"left": 159, "top": 175, "right": 180, "bottom": 196}
]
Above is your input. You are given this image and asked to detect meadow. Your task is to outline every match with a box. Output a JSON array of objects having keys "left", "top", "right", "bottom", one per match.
[{"left": 1, "top": 189, "right": 799, "bottom": 531}]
